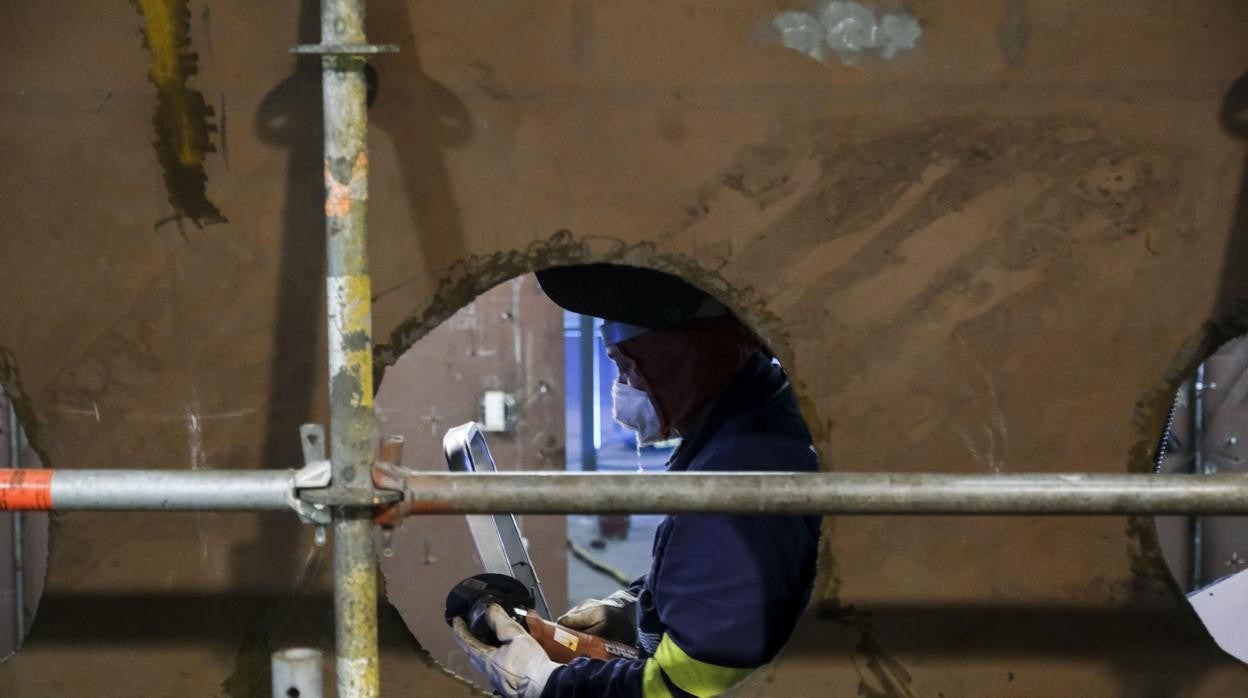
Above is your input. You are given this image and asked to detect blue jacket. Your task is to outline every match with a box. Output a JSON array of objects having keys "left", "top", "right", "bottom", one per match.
[{"left": 542, "top": 351, "right": 822, "bottom": 697}]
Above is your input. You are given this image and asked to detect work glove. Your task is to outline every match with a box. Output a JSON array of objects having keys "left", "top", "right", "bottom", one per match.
[
  {"left": 452, "top": 603, "right": 560, "bottom": 698},
  {"left": 556, "top": 589, "right": 638, "bottom": 645}
]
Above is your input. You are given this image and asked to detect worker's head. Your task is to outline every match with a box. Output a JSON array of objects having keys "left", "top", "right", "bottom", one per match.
[
  {"left": 535, "top": 264, "right": 761, "bottom": 443},
  {"left": 604, "top": 316, "right": 759, "bottom": 443}
]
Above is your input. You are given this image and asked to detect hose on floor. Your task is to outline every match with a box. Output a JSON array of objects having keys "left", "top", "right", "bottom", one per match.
[{"left": 567, "top": 540, "right": 632, "bottom": 587}]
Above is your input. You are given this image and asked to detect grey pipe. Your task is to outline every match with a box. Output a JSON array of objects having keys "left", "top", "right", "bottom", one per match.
[
  {"left": 47, "top": 470, "right": 296, "bottom": 511},
  {"left": 317, "top": 0, "right": 382, "bottom": 693},
  {"left": 18, "top": 469, "right": 1248, "bottom": 516},
  {"left": 398, "top": 471, "right": 1248, "bottom": 516}
]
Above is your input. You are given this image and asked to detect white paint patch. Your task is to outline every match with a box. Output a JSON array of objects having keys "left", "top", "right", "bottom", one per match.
[
  {"left": 327, "top": 275, "right": 350, "bottom": 378},
  {"left": 185, "top": 394, "right": 216, "bottom": 572},
  {"left": 771, "top": 11, "right": 825, "bottom": 61},
  {"left": 876, "top": 11, "right": 922, "bottom": 58},
  {"left": 764, "top": 1, "right": 921, "bottom": 65},
  {"left": 186, "top": 400, "right": 206, "bottom": 471},
  {"left": 819, "top": 1, "right": 877, "bottom": 59}
]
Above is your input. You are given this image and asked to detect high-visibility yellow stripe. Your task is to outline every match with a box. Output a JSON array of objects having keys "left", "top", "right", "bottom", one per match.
[
  {"left": 651, "top": 636, "right": 754, "bottom": 697},
  {"left": 642, "top": 657, "right": 675, "bottom": 698}
]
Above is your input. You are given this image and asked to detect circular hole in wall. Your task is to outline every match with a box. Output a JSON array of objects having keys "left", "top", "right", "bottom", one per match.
[
  {"left": 375, "top": 267, "right": 822, "bottom": 694},
  {"left": 1154, "top": 335, "right": 1248, "bottom": 663},
  {"left": 0, "top": 387, "right": 50, "bottom": 662}
]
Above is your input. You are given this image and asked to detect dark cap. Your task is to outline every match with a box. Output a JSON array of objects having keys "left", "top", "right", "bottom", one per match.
[{"left": 535, "top": 264, "right": 724, "bottom": 331}]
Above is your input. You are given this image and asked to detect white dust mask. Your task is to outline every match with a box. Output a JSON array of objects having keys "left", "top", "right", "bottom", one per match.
[{"left": 611, "top": 381, "right": 664, "bottom": 445}]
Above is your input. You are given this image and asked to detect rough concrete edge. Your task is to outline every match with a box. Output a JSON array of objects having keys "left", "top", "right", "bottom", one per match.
[
  {"left": 0, "top": 342, "right": 55, "bottom": 667},
  {"left": 369, "top": 228, "right": 843, "bottom": 695},
  {"left": 0, "top": 343, "right": 49, "bottom": 468},
  {"left": 373, "top": 229, "right": 793, "bottom": 384},
  {"left": 1127, "top": 300, "right": 1248, "bottom": 638}
]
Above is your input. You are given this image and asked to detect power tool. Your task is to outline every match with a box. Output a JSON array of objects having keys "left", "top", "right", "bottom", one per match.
[
  {"left": 445, "top": 573, "right": 638, "bottom": 663},
  {"left": 442, "top": 423, "right": 638, "bottom": 662}
]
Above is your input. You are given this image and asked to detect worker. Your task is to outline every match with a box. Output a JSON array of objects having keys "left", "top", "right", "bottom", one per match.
[{"left": 377, "top": 263, "right": 821, "bottom": 697}]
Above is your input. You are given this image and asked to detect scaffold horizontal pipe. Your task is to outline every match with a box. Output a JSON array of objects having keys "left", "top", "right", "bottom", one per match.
[
  {"left": 2, "top": 470, "right": 1247, "bottom": 516},
  {"left": 399, "top": 472, "right": 1248, "bottom": 516},
  {"left": 0, "top": 469, "right": 295, "bottom": 511}
]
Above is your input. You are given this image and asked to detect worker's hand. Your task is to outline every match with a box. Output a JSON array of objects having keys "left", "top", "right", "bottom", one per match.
[
  {"left": 372, "top": 460, "right": 415, "bottom": 527},
  {"left": 556, "top": 589, "right": 638, "bottom": 645},
  {"left": 452, "top": 604, "right": 560, "bottom": 698}
]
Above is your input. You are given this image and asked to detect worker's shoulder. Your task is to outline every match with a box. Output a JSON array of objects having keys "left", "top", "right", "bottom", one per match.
[{"left": 690, "top": 420, "right": 819, "bottom": 473}]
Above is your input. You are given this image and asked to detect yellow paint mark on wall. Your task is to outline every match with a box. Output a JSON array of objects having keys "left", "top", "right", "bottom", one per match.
[
  {"left": 136, "top": 0, "right": 179, "bottom": 87},
  {"left": 137, "top": 0, "right": 201, "bottom": 167},
  {"left": 132, "top": 0, "right": 225, "bottom": 226}
]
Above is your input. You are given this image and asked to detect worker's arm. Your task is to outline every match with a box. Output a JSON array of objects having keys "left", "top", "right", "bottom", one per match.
[
  {"left": 542, "top": 508, "right": 818, "bottom": 698},
  {"left": 540, "top": 641, "right": 749, "bottom": 698}
]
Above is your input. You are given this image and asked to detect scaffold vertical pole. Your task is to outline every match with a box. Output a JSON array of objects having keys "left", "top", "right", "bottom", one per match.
[{"left": 319, "top": 0, "right": 380, "bottom": 694}]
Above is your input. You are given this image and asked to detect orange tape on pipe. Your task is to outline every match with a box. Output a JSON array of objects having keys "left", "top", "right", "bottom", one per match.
[{"left": 0, "top": 469, "right": 53, "bottom": 510}]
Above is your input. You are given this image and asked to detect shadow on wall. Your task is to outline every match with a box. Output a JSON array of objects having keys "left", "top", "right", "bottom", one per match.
[
  {"left": 367, "top": 2, "right": 473, "bottom": 274},
  {"left": 802, "top": 600, "right": 1228, "bottom": 659},
  {"left": 248, "top": 0, "right": 475, "bottom": 496},
  {"left": 1212, "top": 72, "right": 1248, "bottom": 338},
  {"left": 235, "top": 6, "right": 478, "bottom": 688},
  {"left": 241, "top": 0, "right": 326, "bottom": 660},
  {"left": 254, "top": 0, "right": 324, "bottom": 487}
]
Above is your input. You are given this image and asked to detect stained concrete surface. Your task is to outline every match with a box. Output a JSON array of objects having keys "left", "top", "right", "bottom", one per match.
[{"left": 0, "top": 0, "right": 1247, "bottom": 695}]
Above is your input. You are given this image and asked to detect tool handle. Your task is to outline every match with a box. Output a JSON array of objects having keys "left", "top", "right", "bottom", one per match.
[{"left": 523, "top": 611, "right": 639, "bottom": 662}]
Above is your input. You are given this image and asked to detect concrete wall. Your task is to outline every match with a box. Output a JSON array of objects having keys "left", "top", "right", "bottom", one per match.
[{"left": 1, "top": 0, "right": 1247, "bottom": 695}]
